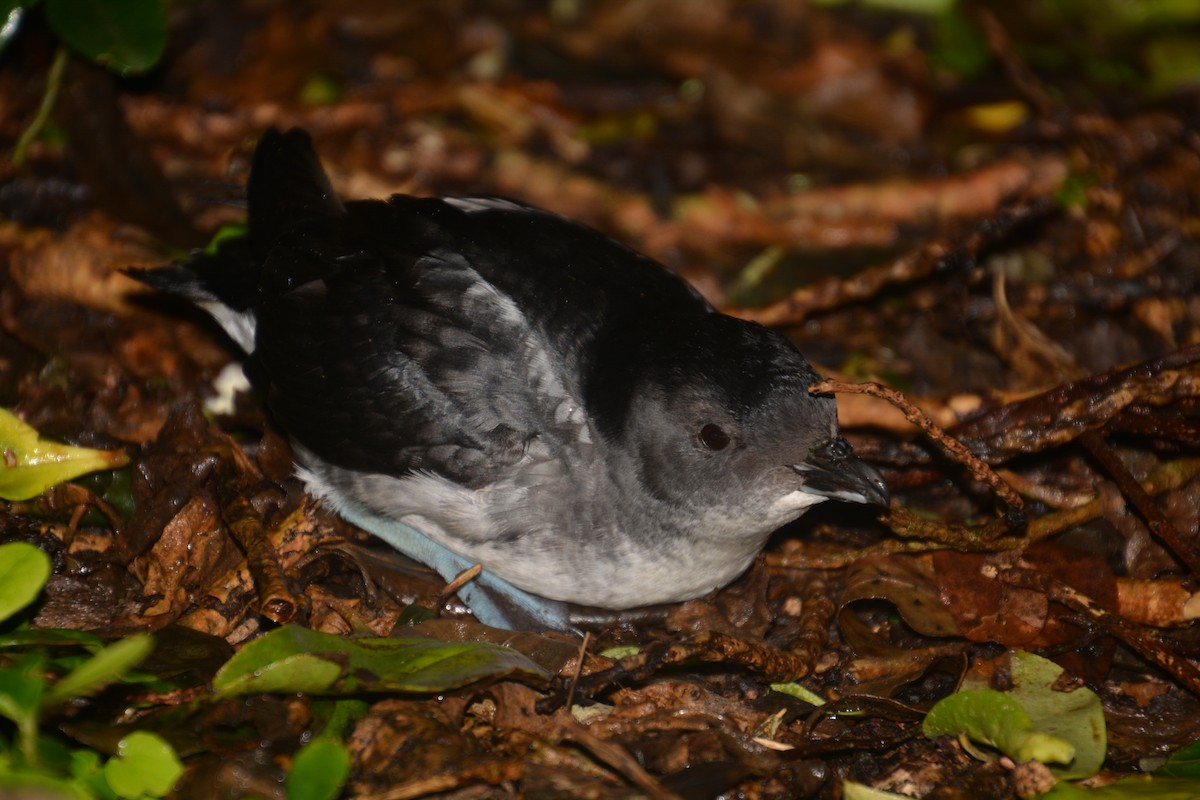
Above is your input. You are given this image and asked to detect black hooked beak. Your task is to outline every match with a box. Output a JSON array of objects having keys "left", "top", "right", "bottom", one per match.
[{"left": 791, "top": 437, "right": 890, "bottom": 507}]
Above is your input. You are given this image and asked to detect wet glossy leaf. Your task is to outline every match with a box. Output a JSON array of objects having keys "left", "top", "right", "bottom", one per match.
[
  {"left": 0, "top": 408, "right": 129, "bottom": 501},
  {"left": 404, "top": 618, "right": 577, "bottom": 675},
  {"left": 103, "top": 731, "right": 183, "bottom": 798},
  {"left": 44, "top": 0, "right": 167, "bottom": 75},
  {"left": 216, "top": 649, "right": 343, "bottom": 697},
  {"left": 286, "top": 737, "right": 351, "bottom": 800},
  {"left": 213, "top": 624, "right": 550, "bottom": 698},
  {"left": 0, "top": 542, "right": 51, "bottom": 624}
]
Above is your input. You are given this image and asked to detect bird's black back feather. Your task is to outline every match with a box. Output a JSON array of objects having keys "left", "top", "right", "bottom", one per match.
[
  {"left": 133, "top": 128, "right": 785, "bottom": 485},
  {"left": 247, "top": 128, "right": 345, "bottom": 263}
]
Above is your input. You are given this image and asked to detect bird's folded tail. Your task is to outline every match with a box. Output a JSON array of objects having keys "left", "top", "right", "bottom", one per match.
[
  {"left": 126, "top": 128, "right": 346, "bottom": 352},
  {"left": 247, "top": 127, "right": 345, "bottom": 263}
]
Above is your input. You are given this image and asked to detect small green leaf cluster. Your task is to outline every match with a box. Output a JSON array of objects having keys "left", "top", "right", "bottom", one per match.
[
  {"left": 1, "top": 538, "right": 563, "bottom": 799},
  {"left": 0, "top": 542, "right": 182, "bottom": 799},
  {"left": 2, "top": 0, "right": 169, "bottom": 167},
  {"left": 1, "top": 0, "right": 167, "bottom": 76},
  {"left": 921, "top": 650, "right": 1200, "bottom": 798}
]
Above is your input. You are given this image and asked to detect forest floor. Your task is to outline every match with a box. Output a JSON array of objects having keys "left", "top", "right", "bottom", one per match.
[{"left": 1, "top": 2, "right": 1199, "bottom": 798}]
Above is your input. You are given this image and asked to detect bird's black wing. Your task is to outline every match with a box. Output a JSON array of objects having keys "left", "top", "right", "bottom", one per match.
[
  {"left": 142, "top": 128, "right": 717, "bottom": 486},
  {"left": 252, "top": 199, "right": 583, "bottom": 487}
]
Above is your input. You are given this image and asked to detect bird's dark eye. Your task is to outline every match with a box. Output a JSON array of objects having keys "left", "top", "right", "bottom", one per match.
[{"left": 698, "top": 423, "right": 731, "bottom": 451}]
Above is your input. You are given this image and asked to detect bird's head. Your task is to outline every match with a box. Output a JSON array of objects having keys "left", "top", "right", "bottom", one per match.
[{"left": 589, "top": 313, "right": 888, "bottom": 543}]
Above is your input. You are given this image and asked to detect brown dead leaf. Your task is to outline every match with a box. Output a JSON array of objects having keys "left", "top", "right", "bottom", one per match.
[
  {"left": 932, "top": 542, "right": 1118, "bottom": 648},
  {"left": 1116, "top": 578, "right": 1200, "bottom": 627},
  {"left": 133, "top": 494, "right": 240, "bottom": 620},
  {"left": 840, "top": 554, "right": 961, "bottom": 644},
  {"left": 348, "top": 698, "right": 520, "bottom": 796},
  {"left": 6, "top": 213, "right": 163, "bottom": 314}
]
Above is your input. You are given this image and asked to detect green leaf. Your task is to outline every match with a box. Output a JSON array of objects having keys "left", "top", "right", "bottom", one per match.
[
  {"left": 396, "top": 602, "right": 437, "bottom": 626},
  {"left": 213, "top": 624, "right": 551, "bottom": 697},
  {"left": 1102, "top": 0, "right": 1200, "bottom": 28},
  {"left": 0, "top": 542, "right": 51, "bottom": 624},
  {"left": 203, "top": 222, "right": 248, "bottom": 255},
  {"left": 0, "top": 628, "right": 106, "bottom": 650},
  {"left": 854, "top": 0, "right": 956, "bottom": 14},
  {"left": 0, "top": 652, "right": 46, "bottom": 764},
  {"left": 929, "top": 7, "right": 991, "bottom": 78},
  {"left": 102, "top": 731, "right": 183, "bottom": 799},
  {"left": 0, "top": 408, "right": 129, "bottom": 501},
  {"left": 0, "top": 652, "right": 45, "bottom": 728},
  {"left": 216, "top": 649, "right": 344, "bottom": 696},
  {"left": 43, "top": 0, "right": 166, "bottom": 75},
  {"left": 1159, "top": 740, "right": 1200, "bottom": 778},
  {"left": 310, "top": 698, "right": 370, "bottom": 740},
  {"left": 286, "top": 737, "right": 351, "bottom": 800},
  {"left": 843, "top": 781, "right": 912, "bottom": 799},
  {"left": 69, "top": 747, "right": 103, "bottom": 779},
  {"left": 43, "top": 633, "right": 154, "bottom": 707},
  {"left": 0, "top": 754, "right": 93, "bottom": 800},
  {"left": 925, "top": 652, "right": 1105, "bottom": 779},
  {"left": 299, "top": 74, "right": 343, "bottom": 107},
  {"left": 1006, "top": 651, "right": 1105, "bottom": 780},
  {"left": 598, "top": 644, "right": 640, "bottom": 660},
  {"left": 770, "top": 682, "right": 827, "bottom": 706},
  {"left": 70, "top": 747, "right": 121, "bottom": 800},
  {"left": 1144, "top": 36, "right": 1200, "bottom": 96},
  {"left": 923, "top": 688, "right": 1075, "bottom": 765},
  {"left": 1042, "top": 774, "right": 1200, "bottom": 799}
]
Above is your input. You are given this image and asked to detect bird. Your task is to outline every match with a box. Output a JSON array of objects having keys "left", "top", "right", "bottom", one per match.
[{"left": 131, "top": 127, "right": 889, "bottom": 631}]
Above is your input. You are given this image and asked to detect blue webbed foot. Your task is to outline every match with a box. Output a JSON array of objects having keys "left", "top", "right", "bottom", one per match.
[{"left": 335, "top": 504, "right": 575, "bottom": 632}]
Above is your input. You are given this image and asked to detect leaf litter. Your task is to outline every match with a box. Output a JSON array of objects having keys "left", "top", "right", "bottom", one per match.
[{"left": 1, "top": 1, "right": 1199, "bottom": 797}]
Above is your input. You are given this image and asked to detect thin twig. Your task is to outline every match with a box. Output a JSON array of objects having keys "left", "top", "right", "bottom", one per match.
[
  {"left": 564, "top": 630, "right": 591, "bottom": 711},
  {"left": 975, "top": 8, "right": 1057, "bottom": 119},
  {"left": 770, "top": 457, "right": 1200, "bottom": 569},
  {"left": 952, "top": 344, "right": 1200, "bottom": 462},
  {"left": 438, "top": 563, "right": 483, "bottom": 613},
  {"left": 811, "top": 379, "right": 1025, "bottom": 529}
]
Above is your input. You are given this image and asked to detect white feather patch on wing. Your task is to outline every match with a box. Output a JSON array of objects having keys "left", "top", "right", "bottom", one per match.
[
  {"left": 443, "top": 197, "right": 531, "bottom": 214},
  {"left": 198, "top": 300, "right": 257, "bottom": 352}
]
